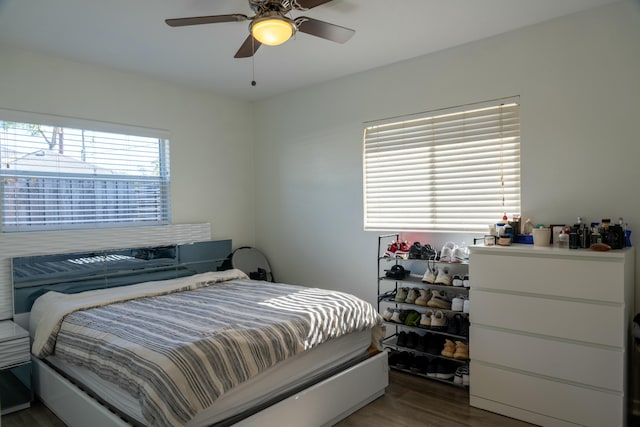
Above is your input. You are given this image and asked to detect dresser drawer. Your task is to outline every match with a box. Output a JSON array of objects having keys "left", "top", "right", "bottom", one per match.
[
  {"left": 470, "top": 289, "right": 624, "bottom": 347},
  {"left": 470, "top": 252, "right": 625, "bottom": 302},
  {"left": 471, "top": 326, "right": 624, "bottom": 391},
  {"left": 470, "top": 362, "right": 623, "bottom": 427},
  {"left": 0, "top": 336, "right": 30, "bottom": 369}
]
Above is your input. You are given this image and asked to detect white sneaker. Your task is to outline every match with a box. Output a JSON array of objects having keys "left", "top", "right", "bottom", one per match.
[
  {"left": 452, "top": 246, "right": 468, "bottom": 263},
  {"left": 419, "top": 311, "right": 432, "bottom": 328},
  {"left": 452, "top": 275, "right": 463, "bottom": 287},
  {"left": 451, "top": 296, "right": 465, "bottom": 312},
  {"left": 430, "top": 310, "right": 448, "bottom": 331},
  {"left": 382, "top": 307, "right": 394, "bottom": 321},
  {"left": 462, "top": 275, "right": 470, "bottom": 288},
  {"left": 463, "top": 299, "right": 470, "bottom": 314},
  {"left": 390, "top": 309, "right": 402, "bottom": 323},
  {"left": 434, "top": 268, "right": 452, "bottom": 286},
  {"left": 439, "top": 242, "right": 457, "bottom": 262},
  {"left": 422, "top": 267, "right": 437, "bottom": 283}
]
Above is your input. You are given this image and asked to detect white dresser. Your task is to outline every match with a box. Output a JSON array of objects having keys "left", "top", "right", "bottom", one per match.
[{"left": 469, "top": 245, "right": 634, "bottom": 427}]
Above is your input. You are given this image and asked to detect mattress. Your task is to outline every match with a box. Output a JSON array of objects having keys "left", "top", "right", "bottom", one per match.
[{"left": 46, "top": 329, "right": 372, "bottom": 426}]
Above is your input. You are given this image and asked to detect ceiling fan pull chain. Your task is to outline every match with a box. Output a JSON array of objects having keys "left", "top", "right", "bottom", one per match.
[{"left": 251, "top": 37, "right": 257, "bottom": 86}]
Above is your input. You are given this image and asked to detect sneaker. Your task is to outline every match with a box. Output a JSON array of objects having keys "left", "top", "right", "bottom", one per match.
[
  {"left": 419, "top": 310, "right": 433, "bottom": 328},
  {"left": 421, "top": 266, "right": 437, "bottom": 284},
  {"left": 452, "top": 274, "right": 464, "bottom": 287},
  {"left": 415, "top": 289, "right": 430, "bottom": 306},
  {"left": 430, "top": 310, "right": 448, "bottom": 331},
  {"left": 463, "top": 366, "right": 470, "bottom": 386},
  {"left": 406, "top": 332, "right": 420, "bottom": 349},
  {"left": 390, "top": 309, "right": 402, "bottom": 324},
  {"left": 447, "top": 313, "right": 462, "bottom": 335},
  {"left": 453, "top": 341, "right": 469, "bottom": 360},
  {"left": 408, "top": 242, "right": 422, "bottom": 259},
  {"left": 427, "top": 335, "right": 444, "bottom": 355},
  {"left": 396, "top": 331, "right": 408, "bottom": 347},
  {"left": 462, "top": 275, "right": 470, "bottom": 288},
  {"left": 463, "top": 298, "right": 470, "bottom": 314},
  {"left": 395, "top": 241, "right": 410, "bottom": 259},
  {"left": 381, "top": 307, "right": 395, "bottom": 321},
  {"left": 441, "top": 339, "right": 455, "bottom": 358},
  {"left": 434, "top": 268, "right": 452, "bottom": 286},
  {"left": 405, "top": 288, "right": 419, "bottom": 304},
  {"left": 439, "top": 246, "right": 453, "bottom": 262},
  {"left": 404, "top": 311, "right": 421, "bottom": 327},
  {"left": 420, "top": 244, "right": 437, "bottom": 260},
  {"left": 427, "top": 290, "right": 452, "bottom": 310},
  {"left": 439, "top": 242, "right": 457, "bottom": 262},
  {"left": 427, "top": 359, "right": 438, "bottom": 377},
  {"left": 451, "top": 295, "right": 465, "bottom": 312},
  {"left": 395, "top": 351, "right": 411, "bottom": 369},
  {"left": 454, "top": 366, "right": 466, "bottom": 385},
  {"left": 415, "top": 333, "right": 428, "bottom": 353},
  {"left": 459, "top": 316, "right": 470, "bottom": 337},
  {"left": 436, "top": 360, "right": 456, "bottom": 380},
  {"left": 452, "top": 246, "right": 469, "bottom": 263},
  {"left": 395, "top": 287, "right": 409, "bottom": 303},
  {"left": 384, "top": 240, "right": 399, "bottom": 258}
]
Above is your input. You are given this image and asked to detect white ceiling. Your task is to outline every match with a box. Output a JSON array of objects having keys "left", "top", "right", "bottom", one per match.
[{"left": 0, "top": 0, "right": 620, "bottom": 101}]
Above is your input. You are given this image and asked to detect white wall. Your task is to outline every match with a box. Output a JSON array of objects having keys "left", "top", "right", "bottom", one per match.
[
  {"left": 253, "top": 0, "right": 640, "bottom": 307},
  {"left": 0, "top": 45, "right": 256, "bottom": 247}
]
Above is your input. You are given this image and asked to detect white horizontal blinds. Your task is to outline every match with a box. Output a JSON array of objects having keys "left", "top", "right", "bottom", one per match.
[
  {"left": 363, "top": 99, "right": 520, "bottom": 232},
  {"left": 0, "top": 119, "right": 171, "bottom": 231}
]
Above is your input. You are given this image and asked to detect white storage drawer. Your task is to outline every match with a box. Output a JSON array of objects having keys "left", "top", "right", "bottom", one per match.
[
  {"left": 471, "top": 326, "right": 623, "bottom": 391},
  {"left": 470, "top": 251, "right": 625, "bottom": 303},
  {"left": 470, "top": 362, "right": 622, "bottom": 427},
  {"left": 470, "top": 289, "right": 624, "bottom": 347}
]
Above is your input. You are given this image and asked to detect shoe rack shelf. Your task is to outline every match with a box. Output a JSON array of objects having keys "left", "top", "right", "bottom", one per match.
[{"left": 378, "top": 234, "right": 470, "bottom": 389}]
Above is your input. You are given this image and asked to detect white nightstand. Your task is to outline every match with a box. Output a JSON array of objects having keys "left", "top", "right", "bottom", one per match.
[{"left": 0, "top": 320, "right": 31, "bottom": 415}]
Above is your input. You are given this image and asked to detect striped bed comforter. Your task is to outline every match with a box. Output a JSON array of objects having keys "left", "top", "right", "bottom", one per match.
[{"left": 30, "top": 269, "right": 382, "bottom": 427}]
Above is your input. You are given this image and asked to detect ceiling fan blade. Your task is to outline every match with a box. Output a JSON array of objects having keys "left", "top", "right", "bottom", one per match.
[
  {"left": 294, "top": 0, "right": 335, "bottom": 10},
  {"left": 296, "top": 17, "right": 355, "bottom": 44},
  {"left": 234, "top": 35, "right": 262, "bottom": 58},
  {"left": 165, "top": 14, "right": 249, "bottom": 27}
]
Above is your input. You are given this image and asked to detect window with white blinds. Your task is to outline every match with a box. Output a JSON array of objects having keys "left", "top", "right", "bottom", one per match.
[
  {"left": 363, "top": 97, "right": 520, "bottom": 233},
  {"left": 0, "top": 114, "right": 170, "bottom": 232}
]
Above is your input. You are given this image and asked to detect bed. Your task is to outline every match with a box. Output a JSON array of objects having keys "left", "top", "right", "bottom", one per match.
[{"left": 12, "top": 240, "right": 388, "bottom": 427}]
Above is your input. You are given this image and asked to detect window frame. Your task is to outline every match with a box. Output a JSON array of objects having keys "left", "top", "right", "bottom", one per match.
[
  {"left": 362, "top": 97, "right": 521, "bottom": 233},
  {"left": 0, "top": 109, "right": 171, "bottom": 232}
]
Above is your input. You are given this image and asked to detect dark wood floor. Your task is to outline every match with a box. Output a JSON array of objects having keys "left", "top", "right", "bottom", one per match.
[
  {"left": 336, "top": 370, "right": 534, "bottom": 427},
  {"left": 2, "top": 369, "right": 536, "bottom": 427}
]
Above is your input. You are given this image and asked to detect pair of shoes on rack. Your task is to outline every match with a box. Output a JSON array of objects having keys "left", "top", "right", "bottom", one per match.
[
  {"left": 427, "top": 290, "right": 452, "bottom": 310},
  {"left": 384, "top": 240, "right": 410, "bottom": 258},
  {"left": 451, "top": 295, "right": 468, "bottom": 312},
  {"left": 388, "top": 309, "right": 421, "bottom": 326},
  {"left": 447, "top": 313, "right": 470, "bottom": 336},
  {"left": 439, "top": 242, "right": 470, "bottom": 263},
  {"left": 441, "top": 339, "right": 469, "bottom": 360},
  {"left": 453, "top": 274, "right": 471, "bottom": 287},
  {"left": 394, "top": 287, "right": 431, "bottom": 305},
  {"left": 422, "top": 267, "right": 452, "bottom": 285},
  {"left": 454, "top": 365, "right": 470, "bottom": 386}
]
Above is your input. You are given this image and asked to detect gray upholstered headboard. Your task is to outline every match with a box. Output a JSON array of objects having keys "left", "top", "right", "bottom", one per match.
[{"left": 12, "top": 239, "right": 232, "bottom": 315}]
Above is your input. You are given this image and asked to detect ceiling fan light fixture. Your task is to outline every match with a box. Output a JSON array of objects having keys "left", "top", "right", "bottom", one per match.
[{"left": 251, "top": 16, "right": 295, "bottom": 46}]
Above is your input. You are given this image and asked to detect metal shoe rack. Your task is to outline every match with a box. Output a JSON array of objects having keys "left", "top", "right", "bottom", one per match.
[{"left": 378, "top": 234, "right": 470, "bottom": 388}]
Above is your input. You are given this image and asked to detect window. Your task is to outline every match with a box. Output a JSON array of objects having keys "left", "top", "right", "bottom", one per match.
[
  {"left": 0, "top": 113, "right": 170, "bottom": 232},
  {"left": 363, "top": 97, "right": 520, "bottom": 233}
]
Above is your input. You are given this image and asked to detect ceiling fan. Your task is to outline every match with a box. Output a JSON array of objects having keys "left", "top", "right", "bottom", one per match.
[{"left": 165, "top": 0, "right": 355, "bottom": 58}]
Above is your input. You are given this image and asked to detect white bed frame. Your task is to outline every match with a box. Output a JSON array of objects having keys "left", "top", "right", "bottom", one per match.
[{"left": 32, "top": 349, "right": 388, "bottom": 427}]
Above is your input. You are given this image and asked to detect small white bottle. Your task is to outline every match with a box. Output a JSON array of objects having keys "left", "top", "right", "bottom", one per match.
[{"left": 558, "top": 229, "right": 569, "bottom": 249}]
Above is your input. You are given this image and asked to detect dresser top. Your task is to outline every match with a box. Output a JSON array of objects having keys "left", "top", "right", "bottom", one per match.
[
  {"left": 470, "top": 244, "right": 634, "bottom": 260},
  {"left": 0, "top": 320, "right": 29, "bottom": 342}
]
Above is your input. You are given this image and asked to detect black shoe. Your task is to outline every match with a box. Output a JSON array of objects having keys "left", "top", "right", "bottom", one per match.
[
  {"left": 409, "top": 242, "right": 422, "bottom": 259},
  {"left": 436, "top": 360, "right": 456, "bottom": 381},
  {"left": 427, "top": 335, "right": 444, "bottom": 355},
  {"left": 447, "top": 314, "right": 462, "bottom": 336},
  {"left": 406, "top": 332, "right": 420, "bottom": 349},
  {"left": 397, "top": 331, "right": 408, "bottom": 347},
  {"left": 396, "top": 351, "right": 412, "bottom": 369},
  {"left": 415, "top": 333, "right": 428, "bottom": 352},
  {"left": 459, "top": 316, "right": 470, "bottom": 337}
]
